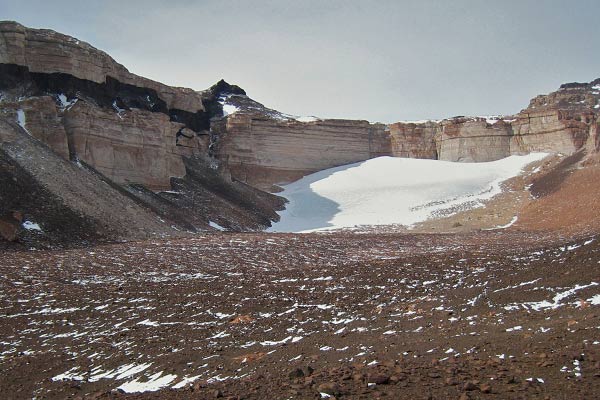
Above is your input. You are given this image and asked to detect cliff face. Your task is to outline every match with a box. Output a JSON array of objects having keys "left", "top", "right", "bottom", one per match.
[
  {"left": 0, "top": 21, "right": 204, "bottom": 113},
  {"left": 215, "top": 82, "right": 598, "bottom": 188},
  {"left": 437, "top": 118, "right": 513, "bottom": 162},
  {"left": 0, "top": 21, "right": 283, "bottom": 244},
  {"left": 509, "top": 80, "right": 600, "bottom": 155},
  {"left": 389, "top": 80, "right": 599, "bottom": 163},
  {"left": 0, "top": 20, "right": 599, "bottom": 243},
  {"left": 215, "top": 111, "right": 388, "bottom": 190},
  {"left": 62, "top": 100, "right": 206, "bottom": 190},
  {"left": 388, "top": 121, "right": 438, "bottom": 159}
]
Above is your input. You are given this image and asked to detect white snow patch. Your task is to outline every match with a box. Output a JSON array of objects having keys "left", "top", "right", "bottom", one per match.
[
  {"left": 16, "top": 109, "right": 30, "bottom": 134},
  {"left": 222, "top": 104, "right": 240, "bottom": 116},
  {"left": 117, "top": 371, "right": 177, "bottom": 393},
  {"left": 519, "top": 282, "right": 598, "bottom": 311},
  {"left": 260, "top": 335, "right": 302, "bottom": 346},
  {"left": 22, "top": 221, "right": 42, "bottom": 231},
  {"left": 296, "top": 116, "right": 320, "bottom": 122},
  {"left": 587, "top": 294, "right": 600, "bottom": 305},
  {"left": 268, "top": 154, "right": 548, "bottom": 232},
  {"left": 171, "top": 374, "right": 202, "bottom": 389},
  {"left": 57, "top": 94, "right": 78, "bottom": 110},
  {"left": 487, "top": 216, "right": 518, "bottom": 230},
  {"left": 89, "top": 363, "right": 152, "bottom": 382},
  {"left": 51, "top": 367, "right": 84, "bottom": 382},
  {"left": 137, "top": 319, "right": 160, "bottom": 327},
  {"left": 506, "top": 326, "right": 522, "bottom": 332},
  {"left": 209, "top": 221, "right": 225, "bottom": 231}
]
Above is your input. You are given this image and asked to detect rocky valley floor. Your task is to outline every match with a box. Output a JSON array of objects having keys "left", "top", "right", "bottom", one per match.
[{"left": 1, "top": 230, "right": 599, "bottom": 399}]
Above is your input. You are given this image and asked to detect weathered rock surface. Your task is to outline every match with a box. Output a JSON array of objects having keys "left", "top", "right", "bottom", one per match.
[
  {"left": 215, "top": 111, "right": 389, "bottom": 189},
  {"left": 0, "top": 214, "right": 20, "bottom": 241},
  {"left": 388, "top": 121, "right": 438, "bottom": 159},
  {"left": 437, "top": 118, "right": 513, "bottom": 162},
  {"left": 1, "top": 96, "right": 70, "bottom": 159},
  {"left": 63, "top": 100, "right": 204, "bottom": 190},
  {"left": 510, "top": 109, "right": 593, "bottom": 155},
  {"left": 215, "top": 81, "right": 598, "bottom": 188},
  {"left": 0, "top": 21, "right": 204, "bottom": 114},
  {"left": 0, "top": 22, "right": 284, "bottom": 244}
]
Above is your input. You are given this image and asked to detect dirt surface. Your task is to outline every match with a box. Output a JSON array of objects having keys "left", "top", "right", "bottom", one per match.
[
  {"left": 1, "top": 229, "right": 599, "bottom": 400},
  {"left": 517, "top": 154, "right": 600, "bottom": 235}
]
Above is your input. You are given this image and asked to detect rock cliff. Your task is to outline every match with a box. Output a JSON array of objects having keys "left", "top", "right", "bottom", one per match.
[
  {"left": 0, "top": 20, "right": 598, "bottom": 244},
  {"left": 0, "top": 21, "right": 283, "bottom": 245},
  {"left": 214, "top": 108, "right": 388, "bottom": 190},
  {"left": 0, "top": 21, "right": 204, "bottom": 113}
]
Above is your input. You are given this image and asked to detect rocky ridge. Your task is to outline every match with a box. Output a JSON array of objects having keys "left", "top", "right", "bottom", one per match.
[{"left": 215, "top": 82, "right": 599, "bottom": 189}]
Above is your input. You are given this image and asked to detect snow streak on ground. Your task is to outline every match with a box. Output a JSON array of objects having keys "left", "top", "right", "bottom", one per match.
[
  {"left": 0, "top": 232, "right": 598, "bottom": 398},
  {"left": 269, "top": 154, "right": 547, "bottom": 233}
]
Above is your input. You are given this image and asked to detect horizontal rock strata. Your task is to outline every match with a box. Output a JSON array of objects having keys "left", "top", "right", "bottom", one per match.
[
  {"left": 0, "top": 21, "right": 204, "bottom": 113},
  {"left": 216, "top": 114, "right": 389, "bottom": 189}
]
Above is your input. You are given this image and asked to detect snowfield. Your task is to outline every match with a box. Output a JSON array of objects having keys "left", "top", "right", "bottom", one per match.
[{"left": 268, "top": 154, "right": 548, "bottom": 233}]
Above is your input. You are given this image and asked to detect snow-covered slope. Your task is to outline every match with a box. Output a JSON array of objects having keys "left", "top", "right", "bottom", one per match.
[{"left": 268, "top": 154, "right": 548, "bottom": 233}]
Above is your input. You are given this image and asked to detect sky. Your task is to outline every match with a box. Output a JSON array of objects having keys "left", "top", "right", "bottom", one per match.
[{"left": 2, "top": 0, "right": 599, "bottom": 122}]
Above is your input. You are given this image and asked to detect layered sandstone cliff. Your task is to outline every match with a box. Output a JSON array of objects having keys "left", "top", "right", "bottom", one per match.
[
  {"left": 215, "top": 109, "right": 388, "bottom": 189},
  {"left": 387, "top": 82, "right": 599, "bottom": 164},
  {"left": 0, "top": 21, "right": 283, "bottom": 244},
  {"left": 0, "top": 20, "right": 599, "bottom": 243},
  {"left": 0, "top": 21, "right": 204, "bottom": 113}
]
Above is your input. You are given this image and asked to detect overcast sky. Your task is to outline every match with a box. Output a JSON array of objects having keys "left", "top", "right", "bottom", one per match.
[{"left": 2, "top": 0, "right": 599, "bottom": 122}]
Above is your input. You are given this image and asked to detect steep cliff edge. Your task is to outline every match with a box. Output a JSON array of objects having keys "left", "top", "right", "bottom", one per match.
[
  {"left": 392, "top": 80, "right": 599, "bottom": 164},
  {"left": 0, "top": 21, "right": 284, "bottom": 245},
  {"left": 214, "top": 81, "right": 598, "bottom": 189}
]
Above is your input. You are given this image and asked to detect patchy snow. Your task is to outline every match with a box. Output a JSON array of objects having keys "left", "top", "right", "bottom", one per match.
[
  {"left": 296, "top": 116, "right": 320, "bottom": 122},
  {"left": 57, "top": 94, "right": 78, "bottom": 110},
  {"left": 209, "top": 221, "right": 225, "bottom": 231},
  {"left": 587, "top": 294, "right": 600, "bottom": 305},
  {"left": 222, "top": 104, "right": 240, "bottom": 116},
  {"left": 513, "top": 282, "right": 599, "bottom": 311},
  {"left": 117, "top": 371, "right": 177, "bottom": 393},
  {"left": 22, "top": 221, "right": 42, "bottom": 232},
  {"left": 16, "top": 109, "right": 30, "bottom": 134},
  {"left": 487, "top": 216, "right": 518, "bottom": 230},
  {"left": 481, "top": 116, "right": 502, "bottom": 125},
  {"left": 51, "top": 367, "right": 85, "bottom": 382},
  {"left": 268, "top": 154, "right": 548, "bottom": 233},
  {"left": 395, "top": 119, "right": 439, "bottom": 124},
  {"left": 171, "top": 374, "right": 202, "bottom": 389},
  {"left": 112, "top": 100, "right": 126, "bottom": 118}
]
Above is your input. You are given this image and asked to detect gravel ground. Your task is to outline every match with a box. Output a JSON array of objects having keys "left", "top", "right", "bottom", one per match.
[{"left": 1, "top": 230, "right": 599, "bottom": 399}]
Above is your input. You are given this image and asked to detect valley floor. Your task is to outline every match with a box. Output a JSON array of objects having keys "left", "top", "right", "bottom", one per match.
[{"left": 1, "top": 230, "right": 599, "bottom": 399}]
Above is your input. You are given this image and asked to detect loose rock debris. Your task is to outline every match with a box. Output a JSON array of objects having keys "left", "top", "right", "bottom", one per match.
[{"left": 0, "top": 231, "right": 599, "bottom": 398}]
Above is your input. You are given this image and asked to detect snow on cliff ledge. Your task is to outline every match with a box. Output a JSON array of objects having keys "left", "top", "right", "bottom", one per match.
[{"left": 268, "top": 154, "right": 548, "bottom": 233}]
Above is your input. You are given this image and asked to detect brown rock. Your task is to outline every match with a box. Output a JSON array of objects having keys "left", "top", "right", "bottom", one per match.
[
  {"left": 63, "top": 101, "right": 196, "bottom": 190},
  {"left": 367, "top": 373, "right": 390, "bottom": 385},
  {"left": 0, "top": 21, "right": 205, "bottom": 114},
  {"left": 216, "top": 114, "right": 391, "bottom": 190},
  {"left": 479, "top": 383, "right": 492, "bottom": 393},
  {"left": 0, "top": 215, "right": 20, "bottom": 241},
  {"left": 288, "top": 368, "right": 304, "bottom": 379},
  {"left": 389, "top": 121, "right": 438, "bottom": 159},
  {"left": 316, "top": 382, "right": 340, "bottom": 396}
]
